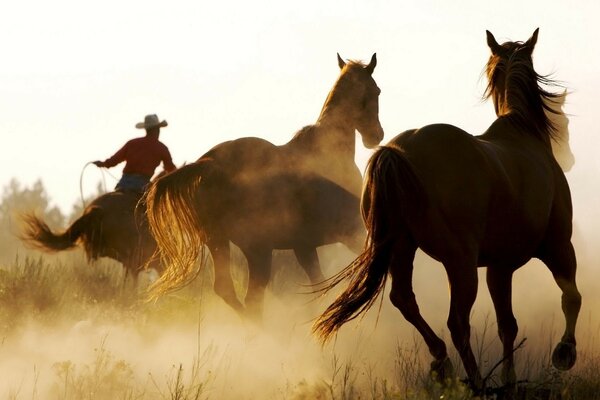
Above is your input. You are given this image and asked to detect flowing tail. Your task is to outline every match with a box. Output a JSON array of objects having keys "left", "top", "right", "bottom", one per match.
[
  {"left": 313, "top": 145, "right": 424, "bottom": 342},
  {"left": 145, "top": 160, "right": 214, "bottom": 298},
  {"left": 21, "top": 207, "right": 103, "bottom": 259}
]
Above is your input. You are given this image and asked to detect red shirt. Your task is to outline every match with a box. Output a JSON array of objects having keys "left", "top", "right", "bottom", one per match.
[{"left": 103, "top": 136, "right": 176, "bottom": 177}]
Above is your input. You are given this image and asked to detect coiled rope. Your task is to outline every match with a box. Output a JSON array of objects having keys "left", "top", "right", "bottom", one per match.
[{"left": 79, "top": 162, "right": 118, "bottom": 209}]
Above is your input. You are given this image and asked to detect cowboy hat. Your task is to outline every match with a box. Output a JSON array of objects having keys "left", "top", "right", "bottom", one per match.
[{"left": 135, "top": 114, "right": 168, "bottom": 129}]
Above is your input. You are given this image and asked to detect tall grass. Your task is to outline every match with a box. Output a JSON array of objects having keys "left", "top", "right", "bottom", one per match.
[{"left": 0, "top": 255, "right": 598, "bottom": 399}]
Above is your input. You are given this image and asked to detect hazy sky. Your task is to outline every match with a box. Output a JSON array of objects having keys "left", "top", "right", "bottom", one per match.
[{"left": 2, "top": 0, "right": 599, "bottom": 235}]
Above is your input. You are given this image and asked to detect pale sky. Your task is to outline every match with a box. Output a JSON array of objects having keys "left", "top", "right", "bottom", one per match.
[{"left": 1, "top": 0, "right": 599, "bottom": 240}]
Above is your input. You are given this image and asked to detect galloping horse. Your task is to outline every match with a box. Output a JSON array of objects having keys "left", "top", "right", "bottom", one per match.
[
  {"left": 22, "top": 190, "right": 160, "bottom": 281},
  {"left": 146, "top": 54, "right": 384, "bottom": 318},
  {"left": 314, "top": 29, "right": 581, "bottom": 390}
]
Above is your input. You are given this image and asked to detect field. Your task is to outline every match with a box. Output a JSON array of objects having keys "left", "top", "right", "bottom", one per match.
[{"left": 0, "top": 242, "right": 599, "bottom": 400}]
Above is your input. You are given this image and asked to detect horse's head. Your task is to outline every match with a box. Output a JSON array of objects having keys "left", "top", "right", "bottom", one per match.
[
  {"left": 485, "top": 28, "right": 561, "bottom": 146},
  {"left": 546, "top": 90, "right": 575, "bottom": 172},
  {"left": 485, "top": 28, "right": 539, "bottom": 116},
  {"left": 322, "top": 54, "right": 384, "bottom": 149}
]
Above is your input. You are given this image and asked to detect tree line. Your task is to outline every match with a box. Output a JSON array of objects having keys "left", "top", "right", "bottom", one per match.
[{"left": 0, "top": 179, "right": 104, "bottom": 264}]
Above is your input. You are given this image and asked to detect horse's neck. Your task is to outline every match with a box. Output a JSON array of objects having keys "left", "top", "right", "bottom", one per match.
[
  {"left": 482, "top": 93, "right": 574, "bottom": 172},
  {"left": 317, "top": 103, "right": 358, "bottom": 152},
  {"left": 483, "top": 116, "right": 547, "bottom": 144},
  {"left": 286, "top": 106, "right": 356, "bottom": 158},
  {"left": 283, "top": 118, "right": 361, "bottom": 195}
]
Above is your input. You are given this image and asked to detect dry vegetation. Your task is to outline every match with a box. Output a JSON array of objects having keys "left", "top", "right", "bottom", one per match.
[
  {"left": 0, "top": 252, "right": 598, "bottom": 400},
  {"left": 1, "top": 180, "right": 599, "bottom": 399}
]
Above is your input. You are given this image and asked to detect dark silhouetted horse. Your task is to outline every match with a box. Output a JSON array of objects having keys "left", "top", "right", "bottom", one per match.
[
  {"left": 314, "top": 29, "right": 581, "bottom": 391},
  {"left": 146, "top": 54, "right": 384, "bottom": 319},
  {"left": 22, "top": 190, "right": 160, "bottom": 282}
]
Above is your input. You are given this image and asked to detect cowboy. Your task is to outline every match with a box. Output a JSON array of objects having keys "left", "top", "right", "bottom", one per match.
[{"left": 93, "top": 114, "right": 176, "bottom": 192}]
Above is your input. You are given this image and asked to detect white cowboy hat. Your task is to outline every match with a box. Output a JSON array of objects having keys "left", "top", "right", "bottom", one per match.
[{"left": 135, "top": 114, "right": 168, "bottom": 129}]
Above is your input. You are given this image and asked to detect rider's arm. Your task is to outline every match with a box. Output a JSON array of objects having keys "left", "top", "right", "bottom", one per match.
[
  {"left": 101, "top": 141, "right": 130, "bottom": 168},
  {"left": 162, "top": 146, "right": 176, "bottom": 172}
]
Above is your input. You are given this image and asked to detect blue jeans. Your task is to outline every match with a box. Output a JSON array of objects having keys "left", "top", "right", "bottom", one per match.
[{"left": 116, "top": 173, "right": 151, "bottom": 192}]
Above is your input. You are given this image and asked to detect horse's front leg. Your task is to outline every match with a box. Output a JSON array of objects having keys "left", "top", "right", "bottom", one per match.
[
  {"left": 294, "top": 246, "right": 325, "bottom": 284},
  {"left": 243, "top": 246, "right": 273, "bottom": 321}
]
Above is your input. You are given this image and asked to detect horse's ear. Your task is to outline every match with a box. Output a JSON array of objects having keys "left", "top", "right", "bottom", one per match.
[
  {"left": 486, "top": 30, "right": 502, "bottom": 55},
  {"left": 365, "top": 53, "right": 377, "bottom": 75},
  {"left": 525, "top": 28, "right": 539, "bottom": 51},
  {"left": 337, "top": 53, "right": 346, "bottom": 69}
]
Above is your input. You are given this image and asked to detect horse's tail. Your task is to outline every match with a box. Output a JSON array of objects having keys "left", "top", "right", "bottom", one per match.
[
  {"left": 145, "top": 160, "right": 213, "bottom": 299},
  {"left": 313, "top": 145, "right": 423, "bottom": 342},
  {"left": 21, "top": 207, "right": 103, "bottom": 258}
]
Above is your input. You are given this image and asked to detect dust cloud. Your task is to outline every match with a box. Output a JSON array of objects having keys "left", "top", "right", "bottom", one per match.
[
  {"left": 2, "top": 128, "right": 600, "bottom": 397},
  {"left": 0, "top": 248, "right": 399, "bottom": 399},
  {"left": 0, "top": 228, "right": 598, "bottom": 399}
]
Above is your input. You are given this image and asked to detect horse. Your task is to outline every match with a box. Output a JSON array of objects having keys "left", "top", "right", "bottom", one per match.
[
  {"left": 314, "top": 29, "right": 581, "bottom": 391},
  {"left": 145, "top": 54, "right": 384, "bottom": 319},
  {"left": 21, "top": 189, "right": 161, "bottom": 283}
]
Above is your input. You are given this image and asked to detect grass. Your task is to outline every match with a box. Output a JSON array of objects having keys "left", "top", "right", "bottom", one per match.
[
  {"left": 45, "top": 343, "right": 213, "bottom": 400},
  {"left": 0, "top": 254, "right": 598, "bottom": 399}
]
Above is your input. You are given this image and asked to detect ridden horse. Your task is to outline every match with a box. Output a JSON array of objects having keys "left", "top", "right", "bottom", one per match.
[
  {"left": 314, "top": 29, "right": 581, "bottom": 390},
  {"left": 22, "top": 190, "right": 160, "bottom": 282},
  {"left": 146, "top": 54, "right": 384, "bottom": 318}
]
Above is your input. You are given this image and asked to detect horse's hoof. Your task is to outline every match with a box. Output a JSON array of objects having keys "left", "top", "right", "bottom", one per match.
[
  {"left": 430, "top": 357, "right": 455, "bottom": 383},
  {"left": 552, "top": 341, "right": 577, "bottom": 371}
]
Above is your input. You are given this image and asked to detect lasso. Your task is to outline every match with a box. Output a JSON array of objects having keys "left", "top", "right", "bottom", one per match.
[{"left": 78, "top": 162, "right": 117, "bottom": 209}]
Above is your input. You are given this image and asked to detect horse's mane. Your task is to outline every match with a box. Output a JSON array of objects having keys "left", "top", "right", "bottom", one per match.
[
  {"left": 287, "top": 60, "right": 368, "bottom": 147},
  {"left": 484, "top": 41, "right": 561, "bottom": 144},
  {"left": 318, "top": 60, "right": 370, "bottom": 119},
  {"left": 344, "top": 60, "right": 368, "bottom": 68},
  {"left": 290, "top": 125, "right": 316, "bottom": 140}
]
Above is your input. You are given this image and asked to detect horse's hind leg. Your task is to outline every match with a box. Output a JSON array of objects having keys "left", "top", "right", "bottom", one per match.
[
  {"left": 446, "top": 262, "right": 482, "bottom": 389},
  {"left": 538, "top": 240, "right": 581, "bottom": 371},
  {"left": 486, "top": 266, "right": 518, "bottom": 386},
  {"left": 208, "top": 238, "right": 244, "bottom": 313},
  {"left": 294, "top": 246, "right": 325, "bottom": 284},
  {"left": 388, "top": 239, "right": 453, "bottom": 382}
]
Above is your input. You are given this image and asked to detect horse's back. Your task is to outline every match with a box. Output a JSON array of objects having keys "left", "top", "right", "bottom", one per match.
[
  {"left": 201, "top": 137, "right": 278, "bottom": 167},
  {"left": 88, "top": 190, "right": 140, "bottom": 218},
  {"left": 392, "top": 123, "right": 558, "bottom": 210},
  {"left": 388, "top": 123, "right": 563, "bottom": 265},
  {"left": 391, "top": 124, "right": 494, "bottom": 218},
  {"left": 86, "top": 191, "right": 144, "bottom": 240},
  {"left": 211, "top": 171, "right": 360, "bottom": 249},
  {"left": 393, "top": 124, "right": 482, "bottom": 162},
  {"left": 273, "top": 174, "right": 362, "bottom": 248}
]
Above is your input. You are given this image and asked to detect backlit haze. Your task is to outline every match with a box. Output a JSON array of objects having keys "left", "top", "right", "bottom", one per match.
[
  {"left": 2, "top": 0, "right": 598, "bottom": 222},
  {"left": 2, "top": 1, "right": 600, "bottom": 397},
  {"left": 4, "top": 0, "right": 600, "bottom": 318}
]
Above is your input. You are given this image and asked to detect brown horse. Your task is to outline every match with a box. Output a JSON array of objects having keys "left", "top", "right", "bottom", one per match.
[
  {"left": 22, "top": 190, "right": 160, "bottom": 281},
  {"left": 314, "top": 29, "right": 581, "bottom": 391},
  {"left": 146, "top": 54, "right": 384, "bottom": 318}
]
